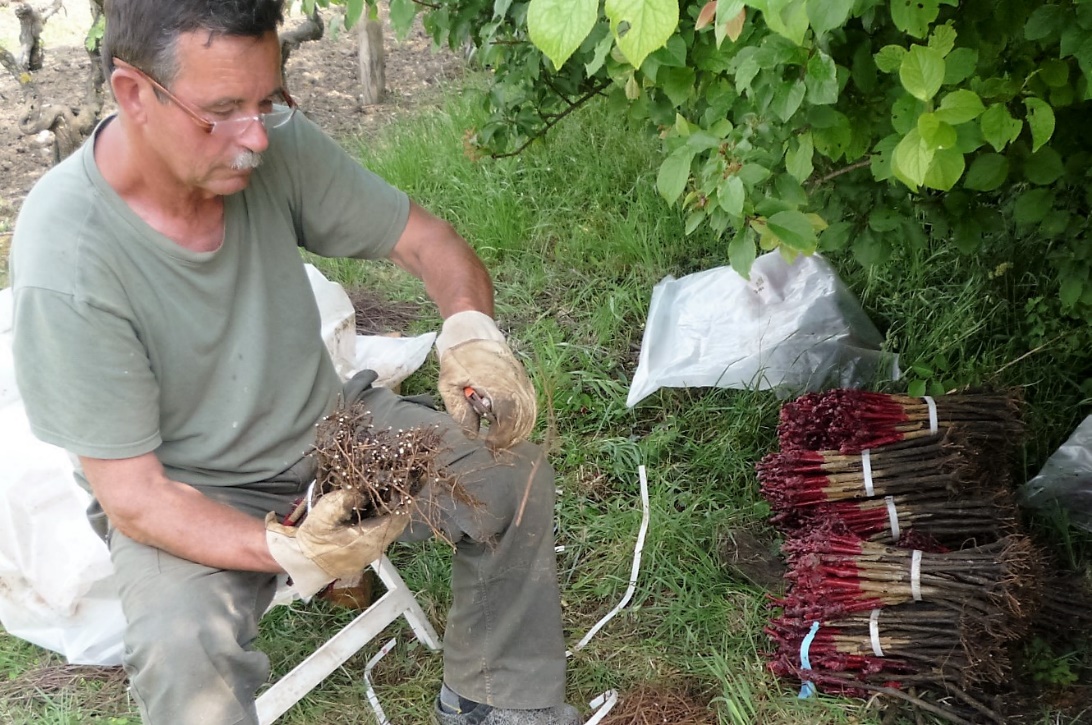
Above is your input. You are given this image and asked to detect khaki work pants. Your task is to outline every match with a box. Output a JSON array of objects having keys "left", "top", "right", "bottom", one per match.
[{"left": 108, "top": 379, "right": 567, "bottom": 725}]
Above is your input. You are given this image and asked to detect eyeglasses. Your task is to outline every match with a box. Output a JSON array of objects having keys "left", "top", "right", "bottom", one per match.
[{"left": 113, "top": 58, "right": 297, "bottom": 136}]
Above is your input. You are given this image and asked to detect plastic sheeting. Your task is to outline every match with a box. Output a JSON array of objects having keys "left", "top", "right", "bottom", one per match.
[
  {"left": 626, "top": 252, "right": 900, "bottom": 407},
  {"left": 0, "top": 266, "right": 435, "bottom": 664},
  {"left": 1022, "top": 415, "right": 1092, "bottom": 532}
]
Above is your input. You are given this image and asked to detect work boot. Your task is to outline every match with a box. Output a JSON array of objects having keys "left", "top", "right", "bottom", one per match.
[{"left": 432, "top": 684, "right": 582, "bottom": 725}]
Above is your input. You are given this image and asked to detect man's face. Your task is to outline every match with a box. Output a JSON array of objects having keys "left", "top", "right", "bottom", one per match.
[{"left": 145, "top": 30, "right": 284, "bottom": 197}]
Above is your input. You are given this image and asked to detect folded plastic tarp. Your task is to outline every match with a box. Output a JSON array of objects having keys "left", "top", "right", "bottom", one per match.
[{"left": 627, "top": 252, "right": 900, "bottom": 407}]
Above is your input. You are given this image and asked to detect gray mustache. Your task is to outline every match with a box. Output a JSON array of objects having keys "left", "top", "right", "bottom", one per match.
[{"left": 231, "top": 150, "right": 263, "bottom": 171}]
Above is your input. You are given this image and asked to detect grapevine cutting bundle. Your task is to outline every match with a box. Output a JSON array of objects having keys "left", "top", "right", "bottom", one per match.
[
  {"left": 776, "top": 527, "right": 1041, "bottom": 634},
  {"left": 312, "top": 401, "right": 451, "bottom": 522},
  {"left": 765, "top": 603, "right": 1010, "bottom": 694},
  {"left": 756, "top": 436, "right": 1017, "bottom": 545},
  {"left": 756, "top": 390, "right": 1046, "bottom": 722},
  {"left": 777, "top": 389, "right": 1023, "bottom": 454}
]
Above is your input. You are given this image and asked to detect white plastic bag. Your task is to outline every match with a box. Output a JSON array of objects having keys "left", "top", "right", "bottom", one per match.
[
  {"left": 1022, "top": 415, "right": 1092, "bottom": 532},
  {"left": 0, "top": 287, "right": 127, "bottom": 664},
  {"left": 626, "top": 252, "right": 900, "bottom": 407}
]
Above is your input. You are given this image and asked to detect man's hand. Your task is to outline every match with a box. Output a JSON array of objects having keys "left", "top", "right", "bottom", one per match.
[
  {"left": 266, "top": 489, "right": 408, "bottom": 599},
  {"left": 436, "top": 310, "right": 537, "bottom": 450}
]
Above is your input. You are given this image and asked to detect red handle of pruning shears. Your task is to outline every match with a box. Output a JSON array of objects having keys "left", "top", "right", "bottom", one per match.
[{"left": 463, "top": 386, "right": 497, "bottom": 425}]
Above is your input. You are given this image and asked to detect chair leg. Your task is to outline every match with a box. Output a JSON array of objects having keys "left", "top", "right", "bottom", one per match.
[{"left": 255, "top": 556, "right": 442, "bottom": 724}]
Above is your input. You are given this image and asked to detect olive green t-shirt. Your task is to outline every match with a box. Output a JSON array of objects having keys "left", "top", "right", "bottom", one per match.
[{"left": 10, "top": 112, "right": 409, "bottom": 488}]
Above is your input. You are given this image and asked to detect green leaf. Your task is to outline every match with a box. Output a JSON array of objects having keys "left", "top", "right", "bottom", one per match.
[
  {"left": 715, "top": 0, "right": 746, "bottom": 47},
  {"left": 942, "top": 47, "right": 978, "bottom": 85},
  {"left": 344, "top": 0, "right": 365, "bottom": 28},
  {"left": 1040, "top": 209, "right": 1071, "bottom": 237},
  {"left": 871, "top": 134, "right": 900, "bottom": 180},
  {"left": 819, "top": 221, "right": 853, "bottom": 251},
  {"left": 659, "top": 66, "right": 696, "bottom": 106},
  {"left": 605, "top": 0, "right": 680, "bottom": 70},
  {"left": 811, "top": 110, "right": 853, "bottom": 160},
  {"left": 964, "top": 153, "right": 1009, "bottom": 191},
  {"left": 928, "top": 23, "right": 957, "bottom": 57},
  {"left": 890, "top": 93, "right": 924, "bottom": 135},
  {"left": 766, "top": 210, "right": 818, "bottom": 252},
  {"left": 899, "top": 45, "right": 945, "bottom": 101},
  {"left": 585, "top": 25, "right": 615, "bottom": 75},
  {"left": 738, "top": 163, "right": 772, "bottom": 187},
  {"left": 1024, "top": 97, "right": 1056, "bottom": 152},
  {"left": 1024, "top": 146, "right": 1064, "bottom": 185},
  {"left": 389, "top": 0, "right": 417, "bottom": 33},
  {"left": 718, "top": 174, "right": 746, "bottom": 216},
  {"left": 771, "top": 79, "right": 807, "bottom": 121},
  {"left": 868, "top": 207, "right": 902, "bottom": 232},
  {"left": 922, "top": 147, "right": 965, "bottom": 190},
  {"left": 954, "top": 121, "right": 985, "bottom": 153},
  {"left": 656, "top": 147, "right": 696, "bottom": 203},
  {"left": 979, "top": 104, "right": 1022, "bottom": 152},
  {"left": 892, "top": 128, "right": 934, "bottom": 189},
  {"left": 934, "top": 89, "right": 985, "bottom": 125},
  {"left": 528, "top": 0, "right": 599, "bottom": 70},
  {"left": 806, "top": 0, "right": 854, "bottom": 37},
  {"left": 785, "top": 132, "right": 815, "bottom": 183},
  {"left": 758, "top": 0, "right": 810, "bottom": 46},
  {"left": 1040, "top": 59, "right": 1070, "bottom": 88},
  {"left": 917, "top": 113, "right": 957, "bottom": 149},
  {"left": 1061, "top": 277, "right": 1084, "bottom": 308},
  {"left": 1013, "top": 188, "right": 1053, "bottom": 225},
  {"left": 907, "top": 379, "right": 927, "bottom": 397},
  {"left": 875, "top": 45, "right": 907, "bottom": 73},
  {"left": 685, "top": 209, "right": 707, "bottom": 235},
  {"left": 890, "top": 0, "right": 939, "bottom": 39},
  {"left": 852, "top": 227, "right": 891, "bottom": 266},
  {"left": 1025, "top": 5, "right": 1066, "bottom": 41},
  {"left": 728, "top": 227, "right": 757, "bottom": 278},
  {"left": 805, "top": 51, "right": 839, "bottom": 105}
]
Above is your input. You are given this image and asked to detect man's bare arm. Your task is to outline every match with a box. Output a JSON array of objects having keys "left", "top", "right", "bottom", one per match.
[
  {"left": 388, "top": 201, "right": 494, "bottom": 318},
  {"left": 81, "top": 453, "right": 281, "bottom": 573}
]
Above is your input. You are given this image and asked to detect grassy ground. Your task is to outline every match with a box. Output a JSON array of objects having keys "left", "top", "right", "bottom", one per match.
[{"left": 1, "top": 81, "right": 1090, "bottom": 724}]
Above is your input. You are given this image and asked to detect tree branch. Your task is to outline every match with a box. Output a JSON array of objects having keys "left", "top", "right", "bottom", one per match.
[
  {"left": 490, "top": 82, "right": 611, "bottom": 159},
  {"left": 809, "top": 159, "right": 871, "bottom": 188},
  {"left": 280, "top": 9, "right": 324, "bottom": 73}
]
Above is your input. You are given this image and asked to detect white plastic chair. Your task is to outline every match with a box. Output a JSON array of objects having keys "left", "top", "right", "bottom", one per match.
[{"left": 256, "top": 555, "right": 442, "bottom": 724}]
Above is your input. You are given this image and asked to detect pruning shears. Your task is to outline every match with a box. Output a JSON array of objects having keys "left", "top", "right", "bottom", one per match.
[{"left": 463, "top": 386, "right": 497, "bottom": 426}]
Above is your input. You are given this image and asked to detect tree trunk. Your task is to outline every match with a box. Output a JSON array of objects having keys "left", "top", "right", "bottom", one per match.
[
  {"left": 357, "top": 18, "right": 385, "bottom": 105},
  {"left": 2, "top": 0, "right": 106, "bottom": 162}
]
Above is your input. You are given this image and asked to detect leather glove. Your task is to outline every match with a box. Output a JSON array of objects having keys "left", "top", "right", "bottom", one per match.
[
  {"left": 436, "top": 310, "right": 537, "bottom": 450},
  {"left": 266, "top": 489, "right": 408, "bottom": 599}
]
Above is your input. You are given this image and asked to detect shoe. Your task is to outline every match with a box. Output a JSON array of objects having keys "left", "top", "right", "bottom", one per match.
[{"left": 432, "top": 685, "right": 582, "bottom": 725}]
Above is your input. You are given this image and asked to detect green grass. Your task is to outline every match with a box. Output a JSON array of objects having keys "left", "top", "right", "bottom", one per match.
[{"left": 2, "top": 78, "right": 1091, "bottom": 724}]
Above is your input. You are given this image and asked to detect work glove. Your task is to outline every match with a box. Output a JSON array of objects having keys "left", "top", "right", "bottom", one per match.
[
  {"left": 265, "top": 489, "right": 408, "bottom": 599},
  {"left": 436, "top": 310, "right": 537, "bottom": 450}
]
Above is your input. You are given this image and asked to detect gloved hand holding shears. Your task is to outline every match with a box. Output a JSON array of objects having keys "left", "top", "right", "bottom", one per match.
[{"left": 435, "top": 310, "right": 537, "bottom": 450}]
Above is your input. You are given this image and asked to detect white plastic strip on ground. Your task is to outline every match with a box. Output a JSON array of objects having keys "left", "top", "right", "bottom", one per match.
[
  {"left": 584, "top": 689, "right": 619, "bottom": 724},
  {"left": 567, "top": 464, "right": 651, "bottom": 656},
  {"left": 564, "top": 464, "right": 652, "bottom": 721},
  {"left": 363, "top": 637, "right": 398, "bottom": 725}
]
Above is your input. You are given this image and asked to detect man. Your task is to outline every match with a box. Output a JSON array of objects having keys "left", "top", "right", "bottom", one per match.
[{"left": 9, "top": 1, "right": 580, "bottom": 724}]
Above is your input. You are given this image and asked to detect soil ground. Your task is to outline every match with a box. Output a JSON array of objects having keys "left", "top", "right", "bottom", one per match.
[{"left": 0, "top": 5, "right": 462, "bottom": 276}]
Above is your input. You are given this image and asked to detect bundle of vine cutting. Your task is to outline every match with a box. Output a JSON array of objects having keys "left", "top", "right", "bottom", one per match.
[
  {"left": 756, "top": 434, "right": 1019, "bottom": 547},
  {"left": 763, "top": 524, "right": 1043, "bottom": 706},
  {"left": 311, "top": 400, "right": 451, "bottom": 523},
  {"left": 765, "top": 602, "right": 1011, "bottom": 695},
  {"left": 756, "top": 389, "right": 1043, "bottom": 722},
  {"left": 777, "top": 389, "right": 1024, "bottom": 458}
]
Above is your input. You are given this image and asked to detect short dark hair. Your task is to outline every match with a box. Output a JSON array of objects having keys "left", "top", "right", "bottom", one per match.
[{"left": 102, "top": 0, "right": 285, "bottom": 84}]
